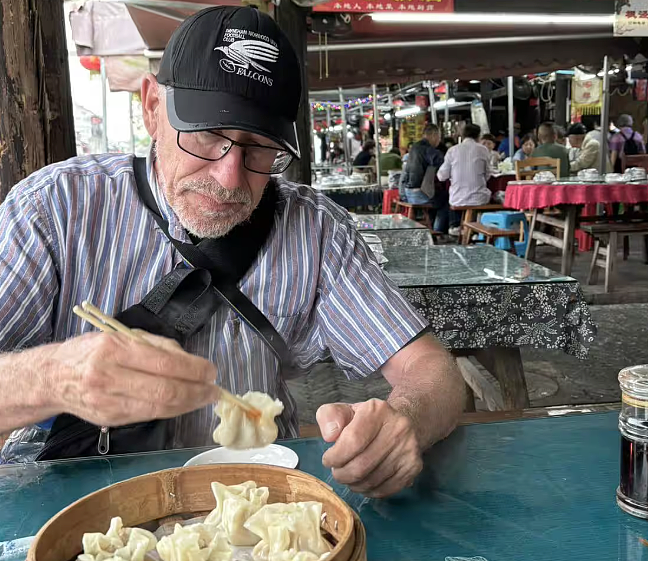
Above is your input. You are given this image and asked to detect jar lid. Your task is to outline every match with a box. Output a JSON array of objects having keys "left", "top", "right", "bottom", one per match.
[{"left": 619, "top": 365, "right": 648, "bottom": 399}]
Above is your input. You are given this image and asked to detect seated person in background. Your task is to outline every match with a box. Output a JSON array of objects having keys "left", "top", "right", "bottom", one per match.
[
  {"left": 440, "top": 136, "right": 456, "bottom": 155},
  {"left": 497, "top": 123, "right": 521, "bottom": 158},
  {"left": 437, "top": 123, "right": 495, "bottom": 235},
  {"left": 531, "top": 122, "right": 570, "bottom": 178},
  {"left": 513, "top": 134, "right": 537, "bottom": 162},
  {"left": 480, "top": 134, "right": 501, "bottom": 169},
  {"left": 352, "top": 140, "right": 376, "bottom": 168},
  {"left": 568, "top": 122, "right": 610, "bottom": 174},
  {"left": 399, "top": 124, "right": 448, "bottom": 232},
  {"left": 610, "top": 114, "right": 646, "bottom": 173},
  {"left": 555, "top": 125, "right": 567, "bottom": 146},
  {"left": 380, "top": 147, "right": 403, "bottom": 175}
]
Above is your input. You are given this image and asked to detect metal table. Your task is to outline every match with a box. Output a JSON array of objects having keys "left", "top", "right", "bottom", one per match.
[
  {"left": 378, "top": 239, "right": 596, "bottom": 409},
  {"left": 0, "top": 410, "right": 638, "bottom": 561}
]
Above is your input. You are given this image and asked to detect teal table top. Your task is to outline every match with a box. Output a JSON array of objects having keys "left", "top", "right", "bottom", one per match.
[{"left": 2, "top": 411, "right": 646, "bottom": 560}]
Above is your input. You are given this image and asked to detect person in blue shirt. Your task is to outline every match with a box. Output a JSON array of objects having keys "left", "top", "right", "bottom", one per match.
[
  {"left": 498, "top": 123, "right": 521, "bottom": 158},
  {"left": 512, "top": 134, "right": 538, "bottom": 162}
]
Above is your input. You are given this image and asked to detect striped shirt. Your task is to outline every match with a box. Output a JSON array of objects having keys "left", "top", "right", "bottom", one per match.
[
  {"left": 0, "top": 152, "right": 427, "bottom": 458},
  {"left": 437, "top": 138, "right": 494, "bottom": 207}
]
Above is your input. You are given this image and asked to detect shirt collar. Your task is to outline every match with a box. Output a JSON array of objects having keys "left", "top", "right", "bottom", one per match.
[
  {"left": 146, "top": 143, "right": 191, "bottom": 243},
  {"left": 462, "top": 138, "right": 477, "bottom": 144}
]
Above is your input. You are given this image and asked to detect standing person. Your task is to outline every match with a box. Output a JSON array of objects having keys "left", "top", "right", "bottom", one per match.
[
  {"left": 531, "top": 122, "right": 570, "bottom": 178},
  {"left": 399, "top": 124, "right": 448, "bottom": 232},
  {"left": 352, "top": 140, "right": 376, "bottom": 168},
  {"left": 568, "top": 123, "right": 609, "bottom": 173},
  {"left": 0, "top": 6, "right": 464, "bottom": 495},
  {"left": 610, "top": 114, "right": 646, "bottom": 172},
  {"left": 512, "top": 134, "right": 537, "bottom": 162},
  {"left": 437, "top": 123, "right": 495, "bottom": 236},
  {"left": 480, "top": 134, "right": 501, "bottom": 169}
]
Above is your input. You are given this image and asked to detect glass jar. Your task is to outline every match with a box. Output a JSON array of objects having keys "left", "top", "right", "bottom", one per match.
[{"left": 618, "top": 365, "right": 648, "bottom": 518}]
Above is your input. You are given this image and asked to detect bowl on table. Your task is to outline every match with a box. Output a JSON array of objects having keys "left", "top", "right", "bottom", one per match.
[
  {"left": 27, "top": 464, "right": 365, "bottom": 561},
  {"left": 577, "top": 168, "right": 601, "bottom": 182},
  {"left": 605, "top": 173, "right": 625, "bottom": 184},
  {"left": 624, "top": 167, "right": 648, "bottom": 183},
  {"left": 533, "top": 171, "right": 556, "bottom": 183}
]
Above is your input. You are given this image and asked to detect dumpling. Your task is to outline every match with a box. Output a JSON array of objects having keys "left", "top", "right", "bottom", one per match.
[
  {"left": 156, "top": 523, "right": 231, "bottom": 561},
  {"left": 212, "top": 392, "right": 284, "bottom": 450},
  {"left": 244, "top": 502, "right": 332, "bottom": 561},
  {"left": 204, "top": 481, "right": 269, "bottom": 546},
  {"left": 79, "top": 517, "right": 157, "bottom": 561}
]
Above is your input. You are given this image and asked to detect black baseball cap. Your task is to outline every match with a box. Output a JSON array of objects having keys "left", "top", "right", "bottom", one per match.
[{"left": 157, "top": 6, "right": 302, "bottom": 159}]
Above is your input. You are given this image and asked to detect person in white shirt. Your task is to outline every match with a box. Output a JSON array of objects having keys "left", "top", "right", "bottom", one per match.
[{"left": 437, "top": 123, "right": 494, "bottom": 234}]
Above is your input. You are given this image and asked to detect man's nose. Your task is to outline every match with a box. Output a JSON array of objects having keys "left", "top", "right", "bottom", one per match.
[{"left": 207, "top": 146, "right": 246, "bottom": 189}]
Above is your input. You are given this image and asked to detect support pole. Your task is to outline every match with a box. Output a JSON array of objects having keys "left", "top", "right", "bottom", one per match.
[
  {"left": 129, "top": 92, "right": 136, "bottom": 154},
  {"left": 372, "top": 84, "right": 381, "bottom": 182},
  {"left": 444, "top": 81, "right": 450, "bottom": 126},
  {"left": 275, "top": 0, "right": 311, "bottom": 183},
  {"left": 100, "top": 57, "right": 109, "bottom": 153},
  {"left": 426, "top": 81, "right": 437, "bottom": 125},
  {"left": 339, "top": 87, "right": 350, "bottom": 175},
  {"left": 507, "top": 76, "right": 515, "bottom": 158},
  {"left": 310, "top": 105, "right": 317, "bottom": 171},
  {"left": 326, "top": 106, "right": 331, "bottom": 162},
  {"left": 0, "top": 0, "right": 76, "bottom": 199},
  {"left": 599, "top": 55, "right": 611, "bottom": 175}
]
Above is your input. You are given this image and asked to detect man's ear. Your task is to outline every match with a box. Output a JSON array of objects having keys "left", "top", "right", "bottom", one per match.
[{"left": 141, "top": 73, "right": 162, "bottom": 140}]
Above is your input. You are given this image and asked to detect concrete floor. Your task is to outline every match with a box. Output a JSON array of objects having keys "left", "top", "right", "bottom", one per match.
[{"left": 286, "top": 240, "right": 648, "bottom": 424}]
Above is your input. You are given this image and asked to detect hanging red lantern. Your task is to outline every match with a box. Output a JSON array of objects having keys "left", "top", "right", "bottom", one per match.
[{"left": 80, "top": 56, "right": 101, "bottom": 72}]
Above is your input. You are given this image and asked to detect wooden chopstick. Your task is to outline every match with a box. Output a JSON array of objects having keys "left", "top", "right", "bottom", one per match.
[{"left": 73, "top": 301, "right": 261, "bottom": 420}]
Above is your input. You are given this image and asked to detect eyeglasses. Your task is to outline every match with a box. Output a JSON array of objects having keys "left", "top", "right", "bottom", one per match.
[{"left": 176, "top": 130, "right": 293, "bottom": 175}]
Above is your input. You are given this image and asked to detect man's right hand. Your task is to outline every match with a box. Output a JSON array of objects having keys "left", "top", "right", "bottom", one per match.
[{"left": 40, "top": 331, "right": 220, "bottom": 427}]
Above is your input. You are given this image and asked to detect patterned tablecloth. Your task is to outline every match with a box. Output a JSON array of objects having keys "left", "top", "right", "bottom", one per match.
[
  {"left": 505, "top": 181, "right": 648, "bottom": 209},
  {"left": 378, "top": 237, "right": 596, "bottom": 358}
]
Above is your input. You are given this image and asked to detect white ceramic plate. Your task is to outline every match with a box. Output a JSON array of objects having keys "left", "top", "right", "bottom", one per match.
[{"left": 183, "top": 444, "right": 299, "bottom": 469}]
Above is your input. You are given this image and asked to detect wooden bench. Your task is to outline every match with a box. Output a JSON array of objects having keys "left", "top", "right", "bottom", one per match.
[
  {"left": 450, "top": 203, "right": 505, "bottom": 244},
  {"left": 463, "top": 222, "right": 520, "bottom": 251},
  {"left": 581, "top": 222, "right": 648, "bottom": 292},
  {"left": 394, "top": 200, "right": 442, "bottom": 235}
]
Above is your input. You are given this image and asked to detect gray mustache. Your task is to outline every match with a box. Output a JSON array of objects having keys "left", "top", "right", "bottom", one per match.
[{"left": 182, "top": 180, "right": 252, "bottom": 204}]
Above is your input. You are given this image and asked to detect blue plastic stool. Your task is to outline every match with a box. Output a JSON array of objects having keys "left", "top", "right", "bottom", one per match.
[{"left": 479, "top": 211, "right": 528, "bottom": 255}]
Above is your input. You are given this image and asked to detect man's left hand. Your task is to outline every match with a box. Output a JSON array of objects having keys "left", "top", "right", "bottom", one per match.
[{"left": 316, "top": 399, "right": 423, "bottom": 498}]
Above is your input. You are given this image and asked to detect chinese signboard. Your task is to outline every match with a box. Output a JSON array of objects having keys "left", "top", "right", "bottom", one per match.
[
  {"left": 615, "top": 0, "right": 648, "bottom": 36},
  {"left": 313, "top": 0, "right": 453, "bottom": 13}
]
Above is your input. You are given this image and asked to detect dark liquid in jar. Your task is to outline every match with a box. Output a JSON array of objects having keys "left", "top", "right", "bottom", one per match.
[{"left": 620, "top": 435, "right": 648, "bottom": 508}]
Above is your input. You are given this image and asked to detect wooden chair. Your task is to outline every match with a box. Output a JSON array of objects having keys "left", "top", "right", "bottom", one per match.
[
  {"left": 515, "top": 157, "right": 560, "bottom": 180},
  {"left": 622, "top": 154, "right": 648, "bottom": 172},
  {"left": 450, "top": 203, "right": 504, "bottom": 245},
  {"left": 582, "top": 222, "right": 648, "bottom": 292},
  {"left": 462, "top": 222, "right": 520, "bottom": 252},
  {"left": 394, "top": 201, "right": 442, "bottom": 236}
]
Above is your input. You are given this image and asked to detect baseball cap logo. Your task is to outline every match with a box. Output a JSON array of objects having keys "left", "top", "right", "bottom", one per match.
[{"left": 215, "top": 29, "right": 279, "bottom": 87}]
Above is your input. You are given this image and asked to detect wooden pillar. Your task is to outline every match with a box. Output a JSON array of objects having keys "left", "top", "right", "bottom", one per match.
[
  {"left": 275, "top": 0, "right": 311, "bottom": 185},
  {"left": 0, "top": 0, "right": 76, "bottom": 201}
]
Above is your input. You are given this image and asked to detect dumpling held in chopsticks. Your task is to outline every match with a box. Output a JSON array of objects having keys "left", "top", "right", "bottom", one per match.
[
  {"left": 243, "top": 502, "right": 332, "bottom": 561},
  {"left": 212, "top": 391, "right": 284, "bottom": 450}
]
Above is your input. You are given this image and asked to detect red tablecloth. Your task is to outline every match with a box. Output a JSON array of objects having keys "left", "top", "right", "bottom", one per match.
[{"left": 505, "top": 182, "right": 648, "bottom": 210}]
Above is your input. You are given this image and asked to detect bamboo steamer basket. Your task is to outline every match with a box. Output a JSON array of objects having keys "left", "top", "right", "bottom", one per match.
[{"left": 27, "top": 464, "right": 364, "bottom": 561}]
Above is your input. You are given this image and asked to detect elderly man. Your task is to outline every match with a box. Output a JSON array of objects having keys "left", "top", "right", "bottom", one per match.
[
  {"left": 532, "top": 122, "right": 570, "bottom": 178},
  {"left": 568, "top": 123, "right": 609, "bottom": 173},
  {"left": 0, "top": 7, "right": 463, "bottom": 497}
]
